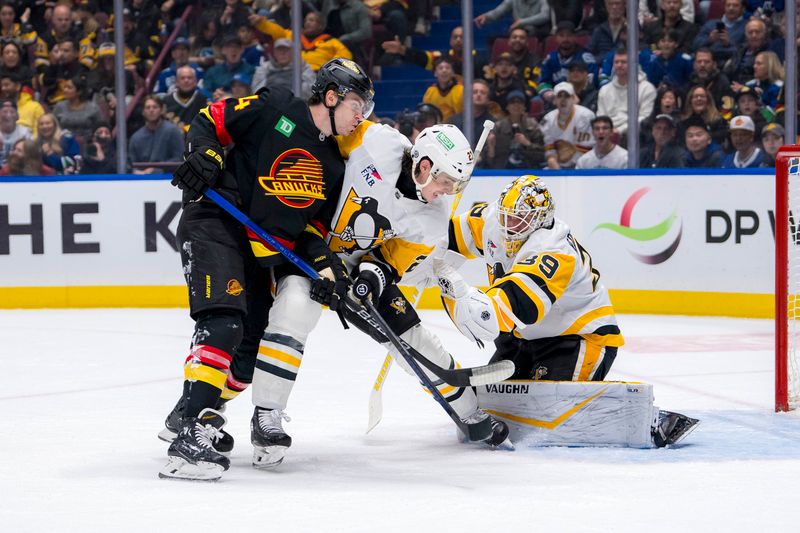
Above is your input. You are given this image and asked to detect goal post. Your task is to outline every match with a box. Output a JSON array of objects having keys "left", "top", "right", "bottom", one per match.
[{"left": 775, "top": 147, "right": 800, "bottom": 411}]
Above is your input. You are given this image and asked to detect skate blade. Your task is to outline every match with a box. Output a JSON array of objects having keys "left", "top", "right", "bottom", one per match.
[
  {"left": 490, "top": 437, "right": 515, "bottom": 451},
  {"left": 158, "top": 456, "right": 224, "bottom": 481},
  {"left": 157, "top": 427, "right": 177, "bottom": 443},
  {"left": 252, "top": 445, "right": 287, "bottom": 469},
  {"left": 669, "top": 418, "right": 700, "bottom": 446}
]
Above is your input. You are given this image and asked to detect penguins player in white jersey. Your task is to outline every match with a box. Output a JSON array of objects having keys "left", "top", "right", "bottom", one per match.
[{"left": 434, "top": 175, "right": 699, "bottom": 448}]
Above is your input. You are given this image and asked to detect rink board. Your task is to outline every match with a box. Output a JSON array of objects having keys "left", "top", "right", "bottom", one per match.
[{"left": 0, "top": 169, "right": 776, "bottom": 316}]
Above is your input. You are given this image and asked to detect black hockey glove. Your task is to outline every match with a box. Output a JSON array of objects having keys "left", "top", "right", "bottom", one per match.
[
  {"left": 352, "top": 262, "right": 387, "bottom": 305},
  {"left": 171, "top": 147, "right": 223, "bottom": 200},
  {"left": 309, "top": 254, "right": 350, "bottom": 311}
]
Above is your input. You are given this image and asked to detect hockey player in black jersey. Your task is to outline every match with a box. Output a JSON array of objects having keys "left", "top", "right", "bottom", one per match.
[{"left": 159, "top": 58, "right": 375, "bottom": 481}]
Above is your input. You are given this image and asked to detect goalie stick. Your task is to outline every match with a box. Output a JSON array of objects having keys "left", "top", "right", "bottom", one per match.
[
  {"left": 366, "top": 119, "right": 496, "bottom": 433},
  {"left": 203, "top": 188, "right": 510, "bottom": 439}
]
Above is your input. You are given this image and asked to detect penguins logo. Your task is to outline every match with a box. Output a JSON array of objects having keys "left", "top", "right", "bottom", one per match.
[
  {"left": 329, "top": 188, "right": 395, "bottom": 254},
  {"left": 259, "top": 148, "right": 325, "bottom": 208},
  {"left": 390, "top": 297, "right": 407, "bottom": 314}
]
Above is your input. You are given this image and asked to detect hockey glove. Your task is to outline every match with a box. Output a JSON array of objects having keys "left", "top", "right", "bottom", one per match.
[
  {"left": 352, "top": 262, "right": 387, "bottom": 304},
  {"left": 309, "top": 258, "right": 350, "bottom": 311},
  {"left": 171, "top": 147, "right": 223, "bottom": 200}
]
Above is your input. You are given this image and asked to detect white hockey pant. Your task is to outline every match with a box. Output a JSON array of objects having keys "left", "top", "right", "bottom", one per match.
[
  {"left": 251, "top": 275, "right": 322, "bottom": 410},
  {"left": 387, "top": 324, "right": 479, "bottom": 420}
]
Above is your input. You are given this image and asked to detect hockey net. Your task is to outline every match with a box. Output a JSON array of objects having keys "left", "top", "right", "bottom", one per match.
[{"left": 776, "top": 147, "right": 800, "bottom": 411}]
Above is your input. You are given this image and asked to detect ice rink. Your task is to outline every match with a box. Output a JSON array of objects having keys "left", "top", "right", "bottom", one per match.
[{"left": 1, "top": 308, "right": 799, "bottom": 532}]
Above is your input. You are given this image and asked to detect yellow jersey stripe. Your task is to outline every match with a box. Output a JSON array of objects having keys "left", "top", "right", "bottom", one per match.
[
  {"left": 562, "top": 306, "right": 616, "bottom": 336},
  {"left": 258, "top": 345, "right": 302, "bottom": 368},
  {"left": 184, "top": 363, "right": 227, "bottom": 390},
  {"left": 577, "top": 343, "right": 603, "bottom": 380}
]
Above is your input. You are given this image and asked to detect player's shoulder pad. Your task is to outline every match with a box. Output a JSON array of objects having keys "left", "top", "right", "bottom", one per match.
[{"left": 257, "top": 85, "right": 295, "bottom": 107}]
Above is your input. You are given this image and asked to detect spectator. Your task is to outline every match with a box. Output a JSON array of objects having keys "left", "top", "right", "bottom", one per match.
[
  {"left": 163, "top": 65, "right": 209, "bottom": 133},
  {"left": 380, "top": 26, "right": 488, "bottom": 77},
  {"left": 489, "top": 52, "right": 527, "bottom": 114},
  {"left": 567, "top": 61, "right": 599, "bottom": 113},
  {"left": 127, "top": 0, "right": 164, "bottom": 47},
  {"left": 251, "top": 11, "right": 353, "bottom": 71},
  {"left": 589, "top": 0, "right": 627, "bottom": 62},
  {"left": 128, "top": 95, "right": 184, "bottom": 174},
  {"left": 642, "top": 84, "right": 683, "bottom": 137},
  {"left": 550, "top": 0, "right": 586, "bottom": 30},
  {"left": 155, "top": 37, "right": 205, "bottom": 96},
  {"left": 449, "top": 79, "right": 496, "bottom": 139},
  {"left": 723, "top": 16, "right": 783, "bottom": 84},
  {"left": 394, "top": 103, "right": 444, "bottom": 143},
  {"left": 689, "top": 48, "right": 735, "bottom": 119},
  {"left": 221, "top": 0, "right": 254, "bottom": 35},
  {"left": 367, "top": 0, "right": 409, "bottom": 58},
  {"left": 320, "top": 0, "right": 372, "bottom": 62},
  {"left": 267, "top": 0, "right": 317, "bottom": 30},
  {"left": 683, "top": 116, "right": 724, "bottom": 167},
  {"left": 761, "top": 122, "right": 783, "bottom": 166},
  {"left": 87, "top": 43, "right": 137, "bottom": 102},
  {"left": 190, "top": 15, "right": 220, "bottom": 70},
  {"left": 0, "top": 73, "right": 42, "bottom": 135},
  {"left": 642, "top": 0, "right": 699, "bottom": 53},
  {"left": 639, "top": 0, "right": 695, "bottom": 24},
  {"left": 475, "top": 0, "right": 551, "bottom": 40},
  {"left": 82, "top": 125, "right": 117, "bottom": 175},
  {"left": 739, "top": 50, "right": 784, "bottom": 110},
  {"left": 505, "top": 27, "right": 540, "bottom": 97},
  {"left": 34, "top": 3, "right": 96, "bottom": 71},
  {"left": 640, "top": 30, "right": 693, "bottom": 89},
  {"left": 568, "top": 61, "right": 599, "bottom": 112},
  {"left": 252, "top": 38, "right": 315, "bottom": 98},
  {"left": 483, "top": 90, "right": 545, "bottom": 169},
  {"left": 53, "top": 74, "right": 103, "bottom": 142},
  {"left": 0, "top": 97, "right": 30, "bottom": 166},
  {"left": 680, "top": 84, "right": 730, "bottom": 147},
  {"left": 733, "top": 85, "right": 768, "bottom": 142},
  {"left": 229, "top": 72, "right": 252, "bottom": 99},
  {"left": 640, "top": 114, "right": 685, "bottom": 168},
  {"left": 576, "top": 115, "right": 628, "bottom": 169},
  {"left": 0, "top": 2, "right": 37, "bottom": 51},
  {"left": 597, "top": 48, "right": 656, "bottom": 136},
  {"left": 203, "top": 34, "right": 255, "bottom": 99},
  {"left": 0, "top": 40, "right": 34, "bottom": 89},
  {"left": 119, "top": 6, "right": 159, "bottom": 73},
  {"left": 0, "top": 138, "right": 54, "bottom": 176},
  {"left": 35, "top": 113, "right": 80, "bottom": 174},
  {"left": 40, "top": 38, "right": 87, "bottom": 106},
  {"left": 423, "top": 57, "right": 463, "bottom": 122},
  {"left": 237, "top": 23, "right": 265, "bottom": 67},
  {"left": 721, "top": 114, "right": 767, "bottom": 167},
  {"left": 693, "top": 0, "right": 747, "bottom": 63},
  {"left": 541, "top": 82, "right": 595, "bottom": 169},
  {"left": 539, "top": 21, "right": 598, "bottom": 102}
]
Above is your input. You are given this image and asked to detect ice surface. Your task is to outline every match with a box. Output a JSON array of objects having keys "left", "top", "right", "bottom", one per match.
[{"left": 1, "top": 309, "right": 798, "bottom": 532}]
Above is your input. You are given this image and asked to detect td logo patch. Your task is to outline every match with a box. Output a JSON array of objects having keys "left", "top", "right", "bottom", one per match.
[{"left": 275, "top": 115, "right": 296, "bottom": 138}]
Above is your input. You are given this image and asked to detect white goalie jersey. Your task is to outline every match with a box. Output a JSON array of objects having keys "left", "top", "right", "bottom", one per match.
[
  {"left": 331, "top": 121, "right": 451, "bottom": 278},
  {"left": 448, "top": 201, "right": 623, "bottom": 347}
]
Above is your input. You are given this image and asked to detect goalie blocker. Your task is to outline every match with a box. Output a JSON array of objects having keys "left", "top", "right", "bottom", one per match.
[{"left": 478, "top": 380, "right": 699, "bottom": 448}]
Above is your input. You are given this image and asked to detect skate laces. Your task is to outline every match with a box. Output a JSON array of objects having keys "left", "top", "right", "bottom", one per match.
[
  {"left": 463, "top": 408, "right": 489, "bottom": 424},
  {"left": 195, "top": 421, "right": 224, "bottom": 449},
  {"left": 258, "top": 409, "right": 291, "bottom": 433}
]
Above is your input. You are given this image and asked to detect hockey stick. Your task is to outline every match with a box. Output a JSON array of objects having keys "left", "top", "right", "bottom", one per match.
[
  {"left": 203, "top": 188, "right": 510, "bottom": 389},
  {"left": 366, "top": 119, "right": 496, "bottom": 433},
  {"left": 203, "top": 188, "right": 500, "bottom": 440}
]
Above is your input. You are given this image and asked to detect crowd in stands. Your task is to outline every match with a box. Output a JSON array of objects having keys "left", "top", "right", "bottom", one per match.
[{"left": 0, "top": 0, "right": 793, "bottom": 176}]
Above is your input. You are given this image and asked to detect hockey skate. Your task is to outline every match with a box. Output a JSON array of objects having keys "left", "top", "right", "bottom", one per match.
[
  {"left": 157, "top": 396, "right": 234, "bottom": 455},
  {"left": 159, "top": 408, "right": 231, "bottom": 481},
  {"left": 459, "top": 410, "right": 514, "bottom": 450},
  {"left": 251, "top": 407, "right": 292, "bottom": 469},
  {"left": 652, "top": 410, "right": 700, "bottom": 448}
]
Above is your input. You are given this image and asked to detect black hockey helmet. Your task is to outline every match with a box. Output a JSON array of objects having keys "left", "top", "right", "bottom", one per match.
[{"left": 311, "top": 58, "right": 375, "bottom": 118}]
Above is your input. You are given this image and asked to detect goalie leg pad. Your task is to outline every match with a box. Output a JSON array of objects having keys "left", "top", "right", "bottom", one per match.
[
  {"left": 388, "top": 323, "right": 479, "bottom": 419},
  {"left": 251, "top": 275, "right": 322, "bottom": 410},
  {"left": 477, "top": 380, "right": 656, "bottom": 448}
]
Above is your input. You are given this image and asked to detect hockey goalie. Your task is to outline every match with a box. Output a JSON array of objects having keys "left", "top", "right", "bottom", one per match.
[{"left": 434, "top": 175, "right": 699, "bottom": 448}]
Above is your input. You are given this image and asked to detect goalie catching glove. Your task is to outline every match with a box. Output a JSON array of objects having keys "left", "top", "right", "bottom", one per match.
[
  {"left": 436, "top": 260, "right": 499, "bottom": 344},
  {"left": 171, "top": 147, "right": 224, "bottom": 201}
]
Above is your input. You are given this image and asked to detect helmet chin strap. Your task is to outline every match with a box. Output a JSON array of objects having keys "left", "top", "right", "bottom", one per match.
[{"left": 326, "top": 101, "right": 339, "bottom": 137}]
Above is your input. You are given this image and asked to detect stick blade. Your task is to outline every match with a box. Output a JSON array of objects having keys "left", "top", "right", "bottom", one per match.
[{"left": 467, "top": 360, "right": 515, "bottom": 386}]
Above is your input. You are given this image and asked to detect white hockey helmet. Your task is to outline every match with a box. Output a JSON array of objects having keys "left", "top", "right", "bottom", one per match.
[
  {"left": 411, "top": 124, "right": 474, "bottom": 198},
  {"left": 496, "top": 175, "right": 555, "bottom": 242}
]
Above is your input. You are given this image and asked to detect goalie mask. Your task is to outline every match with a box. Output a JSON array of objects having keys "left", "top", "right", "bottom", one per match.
[
  {"left": 411, "top": 124, "right": 474, "bottom": 200},
  {"left": 496, "top": 175, "right": 555, "bottom": 247}
]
